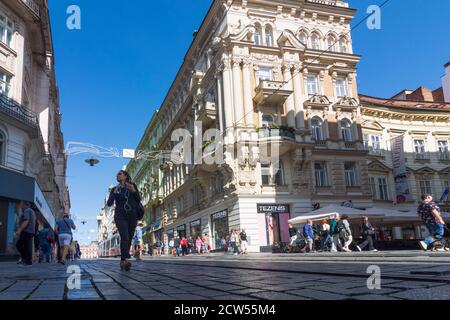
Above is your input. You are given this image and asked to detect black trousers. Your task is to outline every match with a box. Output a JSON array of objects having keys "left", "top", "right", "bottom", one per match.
[
  {"left": 16, "top": 232, "right": 34, "bottom": 265},
  {"left": 359, "top": 235, "right": 374, "bottom": 251},
  {"left": 181, "top": 246, "right": 188, "bottom": 256},
  {"left": 115, "top": 215, "right": 138, "bottom": 261}
]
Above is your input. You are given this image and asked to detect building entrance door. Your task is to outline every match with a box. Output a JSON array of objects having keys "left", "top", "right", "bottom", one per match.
[{"left": 265, "top": 213, "right": 281, "bottom": 246}]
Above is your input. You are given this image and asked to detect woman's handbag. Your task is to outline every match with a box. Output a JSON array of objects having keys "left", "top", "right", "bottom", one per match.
[{"left": 136, "top": 202, "right": 145, "bottom": 221}]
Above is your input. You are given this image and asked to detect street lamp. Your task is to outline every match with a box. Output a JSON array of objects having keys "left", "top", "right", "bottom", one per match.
[{"left": 85, "top": 157, "right": 100, "bottom": 167}]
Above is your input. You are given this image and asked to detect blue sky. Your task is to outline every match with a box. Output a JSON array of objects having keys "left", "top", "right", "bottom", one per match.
[{"left": 48, "top": 0, "right": 450, "bottom": 245}]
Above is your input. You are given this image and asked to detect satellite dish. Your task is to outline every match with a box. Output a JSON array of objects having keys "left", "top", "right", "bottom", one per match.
[{"left": 85, "top": 158, "right": 99, "bottom": 167}]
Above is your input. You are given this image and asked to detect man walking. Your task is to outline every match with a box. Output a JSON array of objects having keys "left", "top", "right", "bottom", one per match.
[
  {"left": 356, "top": 216, "right": 378, "bottom": 252},
  {"left": 418, "top": 194, "right": 446, "bottom": 251},
  {"left": 15, "top": 201, "right": 36, "bottom": 266},
  {"left": 288, "top": 223, "right": 298, "bottom": 246},
  {"left": 302, "top": 220, "right": 315, "bottom": 253},
  {"left": 330, "top": 214, "right": 340, "bottom": 252},
  {"left": 133, "top": 223, "right": 143, "bottom": 261}
]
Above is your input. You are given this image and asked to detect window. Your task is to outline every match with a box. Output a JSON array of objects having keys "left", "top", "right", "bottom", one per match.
[
  {"left": 261, "top": 164, "right": 270, "bottom": 185},
  {"left": 438, "top": 140, "right": 449, "bottom": 160},
  {"left": 311, "top": 117, "right": 324, "bottom": 141},
  {"left": 327, "top": 35, "right": 337, "bottom": 51},
  {"left": 340, "top": 119, "right": 353, "bottom": 142},
  {"left": 265, "top": 26, "right": 274, "bottom": 47},
  {"left": 339, "top": 38, "right": 348, "bottom": 53},
  {"left": 369, "top": 177, "right": 377, "bottom": 197},
  {"left": 274, "top": 161, "right": 284, "bottom": 186},
  {"left": 310, "top": 33, "right": 321, "bottom": 50},
  {"left": 257, "top": 67, "right": 273, "bottom": 85},
  {"left": 306, "top": 74, "right": 319, "bottom": 98},
  {"left": 377, "top": 177, "right": 389, "bottom": 200},
  {"left": 298, "top": 32, "right": 307, "bottom": 45},
  {"left": 314, "top": 162, "right": 328, "bottom": 187},
  {"left": 414, "top": 139, "right": 426, "bottom": 159},
  {"left": 0, "top": 15, "right": 13, "bottom": 47},
  {"left": 371, "top": 135, "right": 381, "bottom": 151},
  {"left": 262, "top": 114, "right": 274, "bottom": 128},
  {"left": 0, "top": 130, "right": 4, "bottom": 165},
  {"left": 419, "top": 180, "right": 432, "bottom": 196},
  {"left": 335, "top": 77, "right": 348, "bottom": 98},
  {"left": 0, "top": 72, "right": 11, "bottom": 97},
  {"left": 344, "top": 162, "right": 358, "bottom": 187},
  {"left": 254, "top": 25, "right": 262, "bottom": 46}
]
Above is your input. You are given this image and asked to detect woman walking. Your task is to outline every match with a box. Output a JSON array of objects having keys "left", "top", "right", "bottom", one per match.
[
  {"left": 107, "top": 170, "right": 141, "bottom": 271},
  {"left": 195, "top": 236, "right": 203, "bottom": 254},
  {"left": 230, "top": 230, "right": 240, "bottom": 256},
  {"left": 356, "top": 216, "right": 378, "bottom": 252},
  {"left": 339, "top": 215, "right": 353, "bottom": 252},
  {"left": 55, "top": 213, "right": 76, "bottom": 265}
]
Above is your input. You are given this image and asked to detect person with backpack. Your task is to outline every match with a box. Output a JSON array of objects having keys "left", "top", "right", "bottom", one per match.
[
  {"left": 339, "top": 215, "right": 353, "bottom": 252},
  {"left": 38, "top": 225, "right": 54, "bottom": 263},
  {"left": 239, "top": 229, "right": 248, "bottom": 254},
  {"left": 55, "top": 213, "right": 76, "bottom": 265},
  {"left": 288, "top": 223, "right": 298, "bottom": 246},
  {"left": 107, "top": 170, "right": 142, "bottom": 271},
  {"left": 180, "top": 236, "right": 189, "bottom": 256},
  {"left": 230, "top": 230, "right": 240, "bottom": 256},
  {"left": 356, "top": 216, "right": 378, "bottom": 252},
  {"left": 330, "top": 214, "right": 340, "bottom": 252},
  {"left": 302, "top": 220, "right": 315, "bottom": 253}
]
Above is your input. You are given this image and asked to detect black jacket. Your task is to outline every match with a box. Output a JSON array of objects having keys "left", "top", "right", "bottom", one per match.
[
  {"left": 361, "top": 221, "right": 375, "bottom": 236},
  {"left": 107, "top": 183, "right": 141, "bottom": 220}
]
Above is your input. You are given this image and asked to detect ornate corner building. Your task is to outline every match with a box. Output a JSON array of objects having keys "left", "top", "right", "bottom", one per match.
[
  {"left": 124, "top": 0, "right": 377, "bottom": 252},
  {"left": 0, "top": 0, "right": 70, "bottom": 257}
]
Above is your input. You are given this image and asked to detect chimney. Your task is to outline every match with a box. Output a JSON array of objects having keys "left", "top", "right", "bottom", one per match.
[{"left": 442, "top": 61, "right": 450, "bottom": 103}]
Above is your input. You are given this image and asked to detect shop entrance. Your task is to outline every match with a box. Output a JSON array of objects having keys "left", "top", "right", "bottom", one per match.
[
  {"left": 257, "top": 204, "right": 290, "bottom": 249},
  {"left": 265, "top": 213, "right": 281, "bottom": 246}
]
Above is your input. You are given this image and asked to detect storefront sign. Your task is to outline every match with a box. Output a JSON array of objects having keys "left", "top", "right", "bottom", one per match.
[
  {"left": 257, "top": 204, "right": 289, "bottom": 214},
  {"left": 34, "top": 182, "right": 55, "bottom": 228},
  {"left": 212, "top": 210, "right": 227, "bottom": 220},
  {"left": 190, "top": 220, "right": 201, "bottom": 227},
  {"left": 391, "top": 135, "right": 413, "bottom": 203}
]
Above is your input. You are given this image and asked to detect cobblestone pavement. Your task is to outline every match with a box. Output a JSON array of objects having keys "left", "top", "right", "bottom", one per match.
[{"left": 1, "top": 251, "right": 450, "bottom": 300}]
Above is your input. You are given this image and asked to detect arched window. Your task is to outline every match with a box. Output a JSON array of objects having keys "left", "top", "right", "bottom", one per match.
[
  {"left": 311, "top": 117, "right": 324, "bottom": 141},
  {"left": 265, "top": 25, "right": 274, "bottom": 47},
  {"left": 327, "top": 35, "right": 337, "bottom": 51},
  {"left": 310, "top": 33, "right": 321, "bottom": 50},
  {"left": 298, "top": 31, "right": 307, "bottom": 46},
  {"left": 262, "top": 114, "right": 274, "bottom": 127},
  {"left": 254, "top": 24, "right": 262, "bottom": 46},
  {"left": 340, "top": 119, "right": 353, "bottom": 142},
  {"left": 0, "top": 130, "right": 4, "bottom": 165},
  {"left": 339, "top": 37, "right": 348, "bottom": 53}
]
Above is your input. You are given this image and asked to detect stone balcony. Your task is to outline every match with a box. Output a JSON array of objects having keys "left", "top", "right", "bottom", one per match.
[
  {"left": 254, "top": 80, "right": 293, "bottom": 107},
  {"left": 8, "top": 0, "right": 41, "bottom": 20},
  {"left": 21, "top": 0, "right": 40, "bottom": 17}
]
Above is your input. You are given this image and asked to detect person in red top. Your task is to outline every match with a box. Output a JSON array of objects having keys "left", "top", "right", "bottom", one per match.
[{"left": 180, "top": 236, "right": 189, "bottom": 256}]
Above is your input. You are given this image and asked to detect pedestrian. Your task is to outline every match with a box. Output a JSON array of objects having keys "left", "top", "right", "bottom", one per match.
[
  {"left": 33, "top": 221, "right": 40, "bottom": 263},
  {"left": 239, "top": 229, "right": 248, "bottom": 254},
  {"left": 15, "top": 201, "right": 36, "bottom": 266},
  {"left": 55, "top": 213, "right": 76, "bottom": 265},
  {"left": 76, "top": 241, "right": 81, "bottom": 259},
  {"left": 38, "top": 225, "right": 53, "bottom": 263},
  {"left": 302, "top": 219, "right": 315, "bottom": 253},
  {"left": 173, "top": 236, "right": 181, "bottom": 256},
  {"left": 133, "top": 223, "right": 144, "bottom": 261},
  {"left": 230, "top": 230, "right": 240, "bottom": 256},
  {"left": 338, "top": 215, "right": 353, "bottom": 252},
  {"left": 417, "top": 194, "right": 446, "bottom": 251},
  {"left": 188, "top": 236, "right": 195, "bottom": 255},
  {"left": 330, "top": 214, "right": 340, "bottom": 252},
  {"left": 202, "top": 233, "right": 210, "bottom": 254},
  {"left": 180, "top": 236, "right": 189, "bottom": 256},
  {"left": 319, "top": 219, "right": 331, "bottom": 252},
  {"left": 356, "top": 216, "right": 378, "bottom": 252},
  {"left": 195, "top": 236, "right": 203, "bottom": 254},
  {"left": 288, "top": 223, "right": 298, "bottom": 246},
  {"left": 107, "top": 170, "right": 142, "bottom": 271}
]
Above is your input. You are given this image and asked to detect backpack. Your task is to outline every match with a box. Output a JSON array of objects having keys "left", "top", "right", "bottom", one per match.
[
  {"left": 337, "top": 221, "right": 349, "bottom": 240},
  {"left": 181, "top": 239, "right": 188, "bottom": 247}
]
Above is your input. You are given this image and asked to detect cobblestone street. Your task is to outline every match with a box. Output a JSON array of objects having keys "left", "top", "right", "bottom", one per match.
[{"left": 1, "top": 251, "right": 450, "bottom": 301}]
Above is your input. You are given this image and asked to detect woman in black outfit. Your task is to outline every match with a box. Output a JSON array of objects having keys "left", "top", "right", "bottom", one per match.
[{"left": 107, "top": 170, "right": 141, "bottom": 271}]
